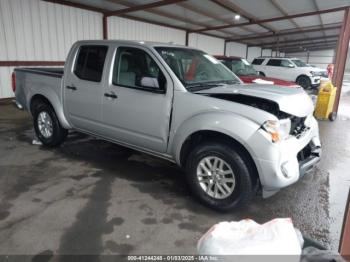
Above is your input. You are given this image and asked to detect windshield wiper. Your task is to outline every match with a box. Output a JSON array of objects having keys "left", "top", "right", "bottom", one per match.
[
  {"left": 186, "top": 79, "right": 241, "bottom": 91},
  {"left": 186, "top": 82, "right": 221, "bottom": 91}
]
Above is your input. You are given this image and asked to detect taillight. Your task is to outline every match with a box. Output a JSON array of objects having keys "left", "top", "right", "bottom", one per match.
[{"left": 11, "top": 72, "right": 16, "bottom": 93}]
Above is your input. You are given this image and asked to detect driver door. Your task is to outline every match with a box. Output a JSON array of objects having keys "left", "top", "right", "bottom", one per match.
[
  {"left": 101, "top": 46, "right": 173, "bottom": 153},
  {"left": 279, "top": 59, "right": 296, "bottom": 81}
]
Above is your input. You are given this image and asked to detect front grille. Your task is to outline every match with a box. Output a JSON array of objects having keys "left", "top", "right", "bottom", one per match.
[
  {"left": 297, "top": 143, "right": 312, "bottom": 162},
  {"left": 290, "top": 116, "right": 309, "bottom": 138}
]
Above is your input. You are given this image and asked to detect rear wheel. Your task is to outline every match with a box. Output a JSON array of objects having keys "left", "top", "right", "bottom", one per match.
[
  {"left": 185, "top": 142, "right": 255, "bottom": 211},
  {"left": 33, "top": 102, "right": 67, "bottom": 147},
  {"left": 329, "top": 112, "right": 337, "bottom": 121},
  {"left": 296, "top": 75, "right": 311, "bottom": 89}
]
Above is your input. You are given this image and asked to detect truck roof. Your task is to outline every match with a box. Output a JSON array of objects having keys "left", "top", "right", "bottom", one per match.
[{"left": 74, "top": 39, "right": 198, "bottom": 50}]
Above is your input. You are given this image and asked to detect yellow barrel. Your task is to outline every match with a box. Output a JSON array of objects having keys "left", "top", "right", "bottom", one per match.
[{"left": 314, "top": 80, "right": 337, "bottom": 120}]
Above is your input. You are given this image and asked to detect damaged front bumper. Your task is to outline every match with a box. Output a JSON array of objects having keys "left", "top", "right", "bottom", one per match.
[{"left": 247, "top": 114, "right": 321, "bottom": 198}]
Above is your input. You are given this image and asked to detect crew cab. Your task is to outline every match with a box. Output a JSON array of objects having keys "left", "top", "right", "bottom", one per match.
[
  {"left": 214, "top": 55, "right": 298, "bottom": 87},
  {"left": 252, "top": 57, "right": 322, "bottom": 89},
  {"left": 13, "top": 40, "right": 321, "bottom": 211}
]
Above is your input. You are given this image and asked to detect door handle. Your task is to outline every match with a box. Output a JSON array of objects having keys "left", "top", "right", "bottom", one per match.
[
  {"left": 104, "top": 92, "right": 118, "bottom": 99},
  {"left": 66, "top": 85, "right": 77, "bottom": 91}
]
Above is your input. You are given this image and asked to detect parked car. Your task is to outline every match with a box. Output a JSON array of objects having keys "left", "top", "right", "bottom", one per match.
[
  {"left": 252, "top": 57, "right": 322, "bottom": 89},
  {"left": 214, "top": 55, "right": 298, "bottom": 87},
  {"left": 291, "top": 59, "right": 328, "bottom": 79},
  {"left": 13, "top": 40, "right": 321, "bottom": 211}
]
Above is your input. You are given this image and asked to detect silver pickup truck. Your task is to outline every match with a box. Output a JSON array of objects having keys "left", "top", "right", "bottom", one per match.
[{"left": 14, "top": 40, "right": 321, "bottom": 211}]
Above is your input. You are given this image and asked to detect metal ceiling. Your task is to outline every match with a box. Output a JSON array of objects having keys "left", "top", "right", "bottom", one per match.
[{"left": 45, "top": 0, "right": 350, "bottom": 52}]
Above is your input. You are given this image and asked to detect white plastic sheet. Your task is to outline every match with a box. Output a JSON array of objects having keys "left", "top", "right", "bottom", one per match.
[{"left": 198, "top": 218, "right": 302, "bottom": 261}]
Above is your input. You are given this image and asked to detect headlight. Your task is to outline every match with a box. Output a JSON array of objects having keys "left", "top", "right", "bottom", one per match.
[
  {"left": 262, "top": 119, "right": 291, "bottom": 142},
  {"left": 310, "top": 71, "right": 320, "bottom": 77}
]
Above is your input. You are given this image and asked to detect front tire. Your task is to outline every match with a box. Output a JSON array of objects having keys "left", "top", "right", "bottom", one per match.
[
  {"left": 33, "top": 102, "right": 67, "bottom": 147},
  {"left": 185, "top": 142, "right": 255, "bottom": 211},
  {"left": 296, "top": 75, "right": 311, "bottom": 89}
]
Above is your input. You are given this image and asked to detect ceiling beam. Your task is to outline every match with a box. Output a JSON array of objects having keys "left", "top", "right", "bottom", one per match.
[
  {"left": 258, "top": 34, "right": 339, "bottom": 47},
  {"left": 42, "top": 0, "right": 107, "bottom": 13},
  {"left": 210, "top": 0, "right": 276, "bottom": 33},
  {"left": 283, "top": 45, "right": 337, "bottom": 53},
  {"left": 43, "top": 0, "right": 233, "bottom": 41},
  {"left": 312, "top": 0, "right": 327, "bottom": 41},
  {"left": 105, "top": 0, "right": 187, "bottom": 17},
  {"left": 106, "top": 0, "right": 231, "bottom": 39},
  {"left": 177, "top": 2, "right": 252, "bottom": 36},
  {"left": 189, "top": 6, "right": 348, "bottom": 33},
  {"left": 270, "top": 40, "right": 338, "bottom": 50},
  {"left": 226, "top": 24, "right": 341, "bottom": 42},
  {"left": 269, "top": 0, "right": 307, "bottom": 45}
]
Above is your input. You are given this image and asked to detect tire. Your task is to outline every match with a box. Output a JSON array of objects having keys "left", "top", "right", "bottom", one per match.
[
  {"left": 185, "top": 142, "right": 255, "bottom": 212},
  {"left": 296, "top": 75, "right": 311, "bottom": 89},
  {"left": 328, "top": 112, "right": 337, "bottom": 121},
  {"left": 259, "top": 72, "right": 265, "bottom": 77},
  {"left": 33, "top": 102, "right": 68, "bottom": 147}
]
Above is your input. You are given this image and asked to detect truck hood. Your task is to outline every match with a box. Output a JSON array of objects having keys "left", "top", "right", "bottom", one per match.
[{"left": 194, "top": 84, "right": 314, "bottom": 117}]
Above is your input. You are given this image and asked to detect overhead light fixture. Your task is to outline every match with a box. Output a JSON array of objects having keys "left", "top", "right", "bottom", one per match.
[{"left": 234, "top": 14, "right": 240, "bottom": 20}]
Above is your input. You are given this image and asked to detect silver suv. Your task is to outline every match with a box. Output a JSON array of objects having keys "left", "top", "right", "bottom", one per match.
[{"left": 13, "top": 40, "right": 321, "bottom": 211}]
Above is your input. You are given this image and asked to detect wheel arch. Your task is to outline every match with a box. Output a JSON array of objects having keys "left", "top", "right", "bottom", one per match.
[
  {"left": 29, "top": 93, "right": 71, "bottom": 129},
  {"left": 179, "top": 130, "right": 259, "bottom": 186},
  {"left": 295, "top": 74, "right": 310, "bottom": 82}
]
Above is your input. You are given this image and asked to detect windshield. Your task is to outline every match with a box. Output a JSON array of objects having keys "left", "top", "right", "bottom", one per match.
[
  {"left": 155, "top": 47, "right": 241, "bottom": 89},
  {"left": 222, "top": 59, "right": 259, "bottom": 76},
  {"left": 291, "top": 59, "right": 308, "bottom": 67}
]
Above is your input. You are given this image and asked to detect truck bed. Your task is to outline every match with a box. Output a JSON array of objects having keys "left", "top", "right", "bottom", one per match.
[
  {"left": 14, "top": 67, "right": 64, "bottom": 78},
  {"left": 14, "top": 67, "right": 65, "bottom": 111}
]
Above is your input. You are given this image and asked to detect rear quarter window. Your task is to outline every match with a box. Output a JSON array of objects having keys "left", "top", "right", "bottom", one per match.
[{"left": 74, "top": 45, "right": 108, "bottom": 82}]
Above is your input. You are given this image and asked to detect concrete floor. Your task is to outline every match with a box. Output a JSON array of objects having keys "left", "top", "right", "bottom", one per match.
[{"left": 0, "top": 84, "right": 349, "bottom": 258}]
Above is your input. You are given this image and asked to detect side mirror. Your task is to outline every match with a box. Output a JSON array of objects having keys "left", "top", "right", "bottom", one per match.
[{"left": 141, "top": 77, "right": 159, "bottom": 89}]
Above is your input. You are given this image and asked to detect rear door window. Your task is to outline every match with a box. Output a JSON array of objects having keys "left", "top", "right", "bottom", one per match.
[
  {"left": 74, "top": 45, "right": 108, "bottom": 82},
  {"left": 266, "top": 59, "right": 282, "bottom": 67}
]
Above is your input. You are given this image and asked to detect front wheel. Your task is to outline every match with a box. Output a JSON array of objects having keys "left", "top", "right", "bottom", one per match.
[
  {"left": 33, "top": 102, "right": 68, "bottom": 147},
  {"left": 185, "top": 142, "right": 256, "bottom": 211},
  {"left": 296, "top": 75, "right": 311, "bottom": 89}
]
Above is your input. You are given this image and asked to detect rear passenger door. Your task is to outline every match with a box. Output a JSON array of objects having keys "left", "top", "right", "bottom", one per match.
[
  {"left": 101, "top": 46, "right": 173, "bottom": 153},
  {"left": 64, "top": 45, "right": 108, "bottom": 133}
]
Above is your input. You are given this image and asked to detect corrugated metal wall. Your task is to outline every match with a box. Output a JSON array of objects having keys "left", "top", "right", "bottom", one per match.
[
  {"left": 0, "top": 0, "right": 227, "bottom": 99},
  {"left": 188, "top": 33, "right": 225, "bottom": 55},
  {"left": 107, "top": 16, "right": 185, "bottom": 44},
  {"left": 225, "top": 42, "right": 247, "bottom": 58},
  {"left": 262, "top": 49, "right": 272, "bottom": 57},
  {"left": 0, "top": 0, "right": 103, "bottom": 98},
  {"left": 247, "top": 47, "right": 261, "bottom": 62}
]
